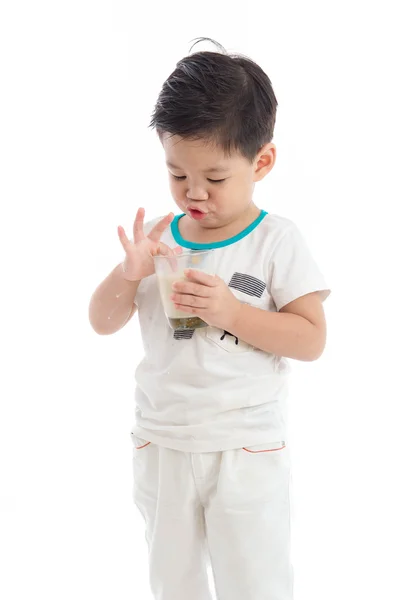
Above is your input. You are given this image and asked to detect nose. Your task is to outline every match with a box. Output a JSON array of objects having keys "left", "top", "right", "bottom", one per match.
[{"left": 186, "top": 185, "right": 209, "bottom": 202}]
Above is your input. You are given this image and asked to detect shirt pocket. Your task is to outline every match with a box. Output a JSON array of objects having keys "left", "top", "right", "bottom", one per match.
[
  {"left": 205, "top": 285, "right": 268, "bottom": 354},
  {"left": 205, "top": 325, "right": 255, "bottom": 353}
]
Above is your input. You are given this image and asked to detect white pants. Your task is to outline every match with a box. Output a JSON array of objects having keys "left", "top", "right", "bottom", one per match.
[{"left": 132, "top": 438, "right": 294, "bottom": 600}]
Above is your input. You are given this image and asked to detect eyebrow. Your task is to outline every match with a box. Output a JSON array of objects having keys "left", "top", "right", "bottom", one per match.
[{"left": 166, "top": 161, "right": 230, "bottom": 173}]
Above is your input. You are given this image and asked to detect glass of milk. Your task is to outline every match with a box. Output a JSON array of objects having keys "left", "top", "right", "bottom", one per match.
[{"left": 153, "top": 249, "right": 215, "bottom": 330}]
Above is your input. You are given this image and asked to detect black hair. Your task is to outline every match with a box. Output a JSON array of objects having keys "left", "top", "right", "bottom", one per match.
[{"left": 149, "top": 38, "right": 278, "bottom": 162}]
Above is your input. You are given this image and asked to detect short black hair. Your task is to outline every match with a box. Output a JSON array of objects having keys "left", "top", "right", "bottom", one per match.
[{"left": 149, "top": 39, "right": 278, "bottom": 162}]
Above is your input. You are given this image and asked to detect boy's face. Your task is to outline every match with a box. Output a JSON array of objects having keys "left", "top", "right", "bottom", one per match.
[{"left": 161, "top": 134, "right": 275, "bottom": 229}]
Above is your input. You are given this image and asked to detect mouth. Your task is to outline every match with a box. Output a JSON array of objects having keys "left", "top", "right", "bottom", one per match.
[{"left": 187, "top": 207, "right": 207, "bottom": 221}]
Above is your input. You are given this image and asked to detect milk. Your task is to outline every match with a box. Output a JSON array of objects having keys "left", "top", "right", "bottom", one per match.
[
  {"left": 153, "top": 250, "right": 215, "bottom": 330},
  {"left": 157, "top": 271, "right": 189, "bottom": 318}
]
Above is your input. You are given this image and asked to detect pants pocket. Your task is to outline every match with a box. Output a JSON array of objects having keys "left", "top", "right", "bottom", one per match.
[
  {"left": 242, "top": 440, "right": 286, "bottom": 453},
  {"left": 130, "top": 433, "right": 151, "bottom": 455}
]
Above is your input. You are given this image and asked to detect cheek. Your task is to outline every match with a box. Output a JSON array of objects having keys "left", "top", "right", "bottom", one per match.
[
  {"left": 169, "top": 181, "right": 182, "bottom": 197},
  {"left": 221, "top": 183, "right": 250, "bottom": 211},
  {"left": 218, "top": 183, "right": 238, "bottom": 203},
  {"left": 169, "top": 182, "right": 186, "bottom": 207}
]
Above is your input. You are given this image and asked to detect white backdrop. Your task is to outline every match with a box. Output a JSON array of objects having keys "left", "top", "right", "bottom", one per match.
[{"left": 1, "top": 1, "right": 399, "bottom": 599}]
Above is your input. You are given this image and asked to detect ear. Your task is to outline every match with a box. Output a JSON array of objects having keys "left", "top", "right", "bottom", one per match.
[{"left": 253, "top": 143, "right": 276, "bottom": 182}]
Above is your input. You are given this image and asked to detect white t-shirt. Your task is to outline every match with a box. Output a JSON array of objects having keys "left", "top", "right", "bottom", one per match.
[{"left": 131, "top": 210, "right": 330, "bottom": 452}]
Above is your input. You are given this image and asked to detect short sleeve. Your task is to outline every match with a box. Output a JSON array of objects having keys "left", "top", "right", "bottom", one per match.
[{"left": 268, "top": 223, "right": 331, "bottom": 311}]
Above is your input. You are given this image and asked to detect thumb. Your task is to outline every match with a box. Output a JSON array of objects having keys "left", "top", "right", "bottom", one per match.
[
  {"left": 156, "top": 242, "right": 175, "bottom": 257},
  {"left": 155, "top": 242, "right": 182, "bottom": 271}
]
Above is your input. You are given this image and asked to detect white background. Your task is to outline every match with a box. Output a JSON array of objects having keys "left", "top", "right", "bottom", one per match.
[{"left": 1, "top": 1, "right": 399, "bottom": 598}]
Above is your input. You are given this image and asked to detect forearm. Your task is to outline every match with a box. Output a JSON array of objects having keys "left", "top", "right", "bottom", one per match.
[
  {"left": 88, "top": 263, "right": 140, "bottom": 335},
  {"left": 228, "top": 303, "right": 325, "bottom": 361}
]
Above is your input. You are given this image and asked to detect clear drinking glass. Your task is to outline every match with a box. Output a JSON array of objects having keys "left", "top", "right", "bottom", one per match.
[{"left": 153, "top": 249, "right": 215, "bottom": 330}]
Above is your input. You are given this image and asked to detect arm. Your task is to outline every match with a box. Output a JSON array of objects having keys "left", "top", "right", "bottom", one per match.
[
  {"left": 89, "top": 208, "right": 176, "bottom": 336},
  {"left": 88, "top": 263, "right": 140, "bottom": 335},
  {"left": 228, "top": 291, "right": 327, "bottom": 361},
  {"left": 171, "top": 271, "right": 327, "bottom": 362}
]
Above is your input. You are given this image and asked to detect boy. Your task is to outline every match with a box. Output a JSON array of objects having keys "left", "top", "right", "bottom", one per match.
[{"left": 89, "top": 42, "right": 330, "bottom": 600}]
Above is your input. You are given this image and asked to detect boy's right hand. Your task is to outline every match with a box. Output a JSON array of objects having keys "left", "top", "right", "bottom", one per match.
[{"left": 117, "top": 208, "right": 179, "bottom": 282}]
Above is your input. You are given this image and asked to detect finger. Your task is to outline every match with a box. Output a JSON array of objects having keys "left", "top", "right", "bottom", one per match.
[
  {"left": 166, "top": 244, "right": 183, "bottom": 271},
  {"left": 148, "top": 242, "right": 176, "bottom": 271},
  {"left": 173, "top": 304, "right": 193, "bottom": 315},
  {"left": 155, "top": 242, "right": 182, "bottom": 271},
  {"left": 154, "top": 242, "right": 176, "bottom": 257},
  {"left": 173, "top": 304, "right": 207, "bottom": 317},
  {"left": 117, "top": 225, "right": 131, "bottom": 252},
  {"left": 172, "top": 281, "right": 211, "bottom": 298},
  {"left": 133, "top": 207, "right": 146, "bottom": 243},
  {"left": 147, "top": 212, "right": 174, "bottom": 242},
  {"left": 184, "top": 269, "right": 218, "bottom": 287},
  {"left": 172, "top": 294, "right": 208, "bottom": 309},
  {"left": 154, "top": 245, "right": 182, "bottom": 256}
]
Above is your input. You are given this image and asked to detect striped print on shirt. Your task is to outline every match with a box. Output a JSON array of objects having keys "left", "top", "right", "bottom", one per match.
[
  {"left": 228, "top": 273, "right": 266, "bottom": 298},
  {"left": 173, "top": 329, "right": 195, "bottom": 340}
]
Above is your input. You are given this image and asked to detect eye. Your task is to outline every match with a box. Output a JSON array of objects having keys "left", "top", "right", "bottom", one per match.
[{"left": 171, "top": 174, "right": 226, "bottom": 183}]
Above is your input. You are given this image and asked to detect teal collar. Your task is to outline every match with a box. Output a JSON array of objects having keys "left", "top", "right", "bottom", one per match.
[{"left": 171, "top": 210, "right": 268, "bottom": 250}]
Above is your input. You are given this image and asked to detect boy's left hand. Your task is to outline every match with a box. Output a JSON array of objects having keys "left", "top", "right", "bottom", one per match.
[{"left": 171, "top": 269, "right": 242, "bottom": 330}]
